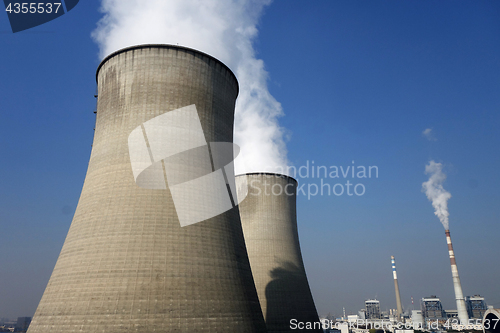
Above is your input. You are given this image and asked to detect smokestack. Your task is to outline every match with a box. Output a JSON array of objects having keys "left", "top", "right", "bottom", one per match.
[
  {"left": 391, "top": 256, "right": 404, "bottom": 318},
  {"left": 28, "top": 45, "right": 267, "bottom": 333},
  {"left": 236, "top": 173, "right": 322, "bottom": 333},
  {"left": 445, "top": 230, "right": 469, "bottom": 324}
]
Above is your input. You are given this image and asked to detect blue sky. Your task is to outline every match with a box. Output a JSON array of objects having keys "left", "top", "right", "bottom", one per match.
[{"left": 1, "top": 0, "right": 499, "bottom": 319}]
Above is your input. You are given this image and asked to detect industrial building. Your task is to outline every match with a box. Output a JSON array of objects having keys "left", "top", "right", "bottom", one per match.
[
  {"left": 465, "top": 295, "right": 488, "bottom": 319},
  {"left": 237, "top": 173, "right": 321, "bottom": 332},
  {"left": 421, "top": 296, "right": 446, "bottom": 320},
  {"left": 14, "top": 317, "right": 31, "bottom": 332},
  {"left": 365, "top": 300, "right": 381, "bottom": 319},
  {"left": 445, "top": 309, "right": 458, "bottom": 319},
  {"left": 27, "top": 45, "right": 267, "bottom": 333},
  {"left": 411, "top": 310, "right": 424, "bottom": 328}
]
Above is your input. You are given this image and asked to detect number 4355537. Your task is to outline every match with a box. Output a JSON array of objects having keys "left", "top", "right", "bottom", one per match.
[{"left": 5, "top": 3, "right": 62, "bottom": 14}]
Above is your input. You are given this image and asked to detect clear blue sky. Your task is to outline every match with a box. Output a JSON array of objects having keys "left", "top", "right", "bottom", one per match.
[{"left": 1, "top": 0, "right": 499, "bottom": 319}]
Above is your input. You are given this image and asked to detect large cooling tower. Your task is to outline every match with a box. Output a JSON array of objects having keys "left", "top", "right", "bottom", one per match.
[
  {"left": 28, "top": 45, "right": 267, "bottom": 333},
  {"left": 236, "top": 173, "right": 321, "bottom": 332}
]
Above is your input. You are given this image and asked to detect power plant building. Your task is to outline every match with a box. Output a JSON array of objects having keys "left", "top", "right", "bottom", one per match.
[
  {"left": 411, "top": 310, "right": 424, "bottom": 328},
  {"left": 15, "top": 317, "right": 31, "bottom": 332},
  {"left": 28, "top": 45, "right": 267, "bottom": 333},
  {"left": 236, "top": 173, "right": 321, "bottom": 332},
  {"left": 421, "top": 296, "right": 446, "bottom": 320},
  {"left": 365, "top": 300, "right": 381, "bottom": 320},
  {"left": 466, "top": 295, "right": 488, "bottom": 319}
]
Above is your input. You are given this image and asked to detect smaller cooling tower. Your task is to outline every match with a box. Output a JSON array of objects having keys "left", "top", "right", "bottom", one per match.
[
  {"left": 483, "top": 309, "right": 500, "bottom": 333},
  {"left": 236, "top": 173, "right": 321, "bottom": 333}
]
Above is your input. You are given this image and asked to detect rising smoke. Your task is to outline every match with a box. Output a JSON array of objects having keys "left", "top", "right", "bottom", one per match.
[
  {"left": 422, "top": 160, "right": 452, "bottom": 230},
  {"left": 92, "top": 0, "right": 289, "bottom": 175}
]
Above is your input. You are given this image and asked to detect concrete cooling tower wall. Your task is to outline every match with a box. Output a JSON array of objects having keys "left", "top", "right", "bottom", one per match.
[
  {"left": 28, "top": 45, "right": 267, "bottom": 333},
  {"left": 483, "top": 309, "right": 500, "bottom": 333},
  {"left": 236, "top": 173, "right": 322, "bottom": 333}
]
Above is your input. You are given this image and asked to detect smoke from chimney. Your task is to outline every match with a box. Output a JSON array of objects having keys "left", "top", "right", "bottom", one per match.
[
  {"left": 91, "top": 0, "right": 289, "bottom": 175},
  {"left": 422, "top": 160, "right": 451, "bottom": 230},
  {"left": 422, "top": 161, "right": 469, "bottom": 324}
]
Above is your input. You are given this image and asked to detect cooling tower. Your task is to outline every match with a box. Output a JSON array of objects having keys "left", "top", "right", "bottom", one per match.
[
  {"left": 391, "top": 256, "right": 404, "bottom": 318},
  {"left": 445, "top": 230, "right": 469, "bottom": 324},
  {"left": 28, "top": 45, "right": 267, "bottom": 333},
  {"left": 483, "top": 309, "right": 500, "bottom": 333},
  {"left": 236, "top": 173, "right": 321, "bottom": 333}
]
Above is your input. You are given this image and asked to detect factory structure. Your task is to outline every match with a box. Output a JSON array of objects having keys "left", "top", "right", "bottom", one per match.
[
  {"left": 27, "top": 45, "right": 320, "bottom": 332},
  {"left": 390, "top": 228, "right": 492, "bottom": 328},
  {"left": 364, "top": 300, "right": 381, "bottom": 320},
  {"left": 419, "top": 295, "right": 488, "bottom": 321},
  {"left": 465, "top": 295, "right": 488, "bottom": 319},
  {"left": 393, "top": 236, "right": 490, "bottom": 330},
  {"left": 410, "top": 230, "right": 490, "bottom": 326},
  {"left": 335, "top": 248, "right": 491, "bottom": 331},
  {"left": 322, "top": 167, "right": 493, "bottom": 331},
  {"left": 334, "top": 294, "right": 489, "bottom": 333},
  {"left": 421, "top": 296, "right": 446, "bottom": 320}
]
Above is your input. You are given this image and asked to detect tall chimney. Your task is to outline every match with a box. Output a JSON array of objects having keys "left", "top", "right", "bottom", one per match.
[
  {"left": 445, "top": 230, "right": 469, "bottom": 324},
  {"left": 391, "top": 256, "right": 404, "bottom": 318}
]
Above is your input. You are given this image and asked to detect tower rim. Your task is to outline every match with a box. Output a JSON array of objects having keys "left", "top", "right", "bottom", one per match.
[
  {"left": 236, "top": 172, "right": 298, "bottom": 184},
  {"left": 95, "top": 44, "right": 239, "bottom": 96}
]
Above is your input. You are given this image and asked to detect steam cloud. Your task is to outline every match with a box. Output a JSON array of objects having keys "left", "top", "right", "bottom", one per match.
[
  {"left": 92, "top": 0, "right": 289, "bottom": 174},
  {"left": 422, "top": 160, "right": 451, "bottom": 230},
  {"left": 422, "top": 128, "right": 437, "bottom": 141}
]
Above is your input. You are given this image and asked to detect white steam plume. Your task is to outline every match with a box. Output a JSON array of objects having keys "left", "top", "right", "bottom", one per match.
[
  {"left": 92, "top": 0, "right": 289, "bottom": 175},
  {"left": 422, "top": 160, "right": 452, "bottom": 230},
  {"left": 422, "top": 128, "right": 437, "bottom": 141}
]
